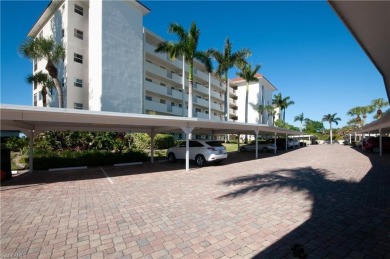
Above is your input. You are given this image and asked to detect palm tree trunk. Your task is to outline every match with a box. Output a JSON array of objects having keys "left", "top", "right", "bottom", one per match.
[
  {"left": 283, "top": 109, "right": 286, "bottom": 122},
  {"left": 45, "top": 60, "right": 63, "bottom": 108},
  {"left": 245, "top": 83, "right": 249, "bottom": 143},
  {"left": 224, "top": 73, "right": 228, "bottom": 121},
  {"left": 188, "top": 62, "right": 193, "bottom": 118},
  {"left": 52, "top": 78, "right": 63, "bottom": 108},
  {"left": 260, "top": 112, "right": 263, "bottom": 124},
  {"left": 330, "top": 123, "right": 333, "bottom": 144},
  {"left": 41, "top": 87, "right": 47, "bottom": 107}
]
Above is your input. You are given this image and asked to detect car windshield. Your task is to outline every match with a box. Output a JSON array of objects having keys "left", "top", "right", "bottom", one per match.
[{"left": 205, "top": 141, "right": 223, "bottom": 147}]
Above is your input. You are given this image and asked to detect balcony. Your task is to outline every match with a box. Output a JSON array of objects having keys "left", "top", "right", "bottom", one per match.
[
  {"left": 229, "top": 108, "right": 237, "bottom": 115},
  {"left": 144, "top": 42, "right": 182, "bottom": 68},
  {"left": 145, "top": 61, "right": 183, "bottom": 85},
  {"left": 144, "top": 100, "right": 183, "bottom": 116},
  {"left": 194, "top": 96, "right": 209, "bottom": 108}
]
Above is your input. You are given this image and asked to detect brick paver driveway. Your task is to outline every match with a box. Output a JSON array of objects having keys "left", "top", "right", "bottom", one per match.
[{"left": 1, "top": 145, "right": 389, "bottom": 258}]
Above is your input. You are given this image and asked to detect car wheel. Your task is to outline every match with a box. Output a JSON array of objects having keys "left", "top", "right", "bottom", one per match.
[
  {"left": 195, "top": 155, "right": 206, "bottom": 167},
  {"left": 372, "top": 147, "right": 380, "bottom": 153},
  {"left": 262, "top": 147, "right": 269, "bottom": 153},
  {"left": 168, "top": 152, "right": 176, "bottom": 163},
  {"left": 239, "top": 147, "right": 246, "bottom": 152}
]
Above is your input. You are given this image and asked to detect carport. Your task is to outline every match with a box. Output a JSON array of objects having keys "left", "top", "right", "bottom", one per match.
[
  {"left": 356, "top": 110, "right": 390, "bottom": 156},
  {"left": 0, "top": 104, "right": 301, "bottom": 172}
]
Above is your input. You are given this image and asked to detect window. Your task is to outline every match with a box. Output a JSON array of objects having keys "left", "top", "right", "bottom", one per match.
[
  {"left": 62, "top": 29, "right": 65, "bottom": 38},
  {"left": 160, "top": 83, "right": 166, "bottom": 86},
  {"left": 171, "top": 102, "right": 175, "bottom": 106},
  {"left": 74, "top": 4, "right": 83, "bottom": 16},
  {"left": 39, "top": 31, "right": 43, "bottom": 38},
  {"left": 195, "top": 108, "right": 201, "bottom": 113},
  {"left": 145, "top": 96, "right": 152, "bottom": 101},
  {"left": 160, "top": 99, "right": 166, "bottom": 104},
  {"left": 74, "top": 29, "right": 83, "bottom": 40},
  {"left": 74, "top": 53, "right": 83, "bottom": 63},
  {"left": 34, "top": 93, "right": 37, "bottom": 106},
  {"left": 39, "top": 92, "right": 42, "bottom": 101},
  {"left": 178, "top": 104, "right": 182, "bottom": 108},
  {"left": 62, "top": 78, "right": 65, "bottom": 87},
  {"left": 33, "top": 81, "right": 37, "bottom": 90},
  {"left": 74, "top": 102, "right": 83, "bottom": 109},
  {"left": 34, "top": 60, "right": 37, "bottom": 71},
  {"left": 145, "top": 78, "right": 152, "bottom": 82},
  {"left": 74, "top": 78, "right": 83, "bottom": 87}
]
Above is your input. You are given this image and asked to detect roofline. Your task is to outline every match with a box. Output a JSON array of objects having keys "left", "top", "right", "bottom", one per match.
[
  {"left": 28, "top": 0, "right": 151, "bottom": 38},
  {"left": 229, "top": 75, "right": 277, "bottom": 91},
  {"left": 328, "top": 0, "right": 390, "bottom": 101}
]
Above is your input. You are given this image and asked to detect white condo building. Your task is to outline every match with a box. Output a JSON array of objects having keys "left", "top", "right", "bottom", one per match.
[{"left": 29, "top": 0, "right": 276, "bottom": 125}]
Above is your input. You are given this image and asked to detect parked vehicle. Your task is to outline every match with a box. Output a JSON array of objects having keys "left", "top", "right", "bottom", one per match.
[
  {"left": 239, "top": 140, "right": 276, "bottom": 153},
  {"left": 288, "top": 138, "right": 300, "bottom": 148},
  {"left": 356, "top": 138, "right": 368, "bottom": 149},
  {"left": 267, "top": 138, "right": 288, "bottom": 150},
  {"left": 167, "top": 140, "right": 227, "bottom": 166},
  {"left": 363, "top": 137, "right": 390, "bottom": 153}
]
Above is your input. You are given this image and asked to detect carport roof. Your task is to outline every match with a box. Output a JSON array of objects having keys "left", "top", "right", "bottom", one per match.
[
  {"left": 358, "top": 109, "right": 390, "bottom": 134},
  {"left": 0, "top": 105, "right": 301, "bottom": 136}
]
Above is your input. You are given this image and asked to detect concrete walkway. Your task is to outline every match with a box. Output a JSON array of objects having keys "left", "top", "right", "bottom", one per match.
[{"left": 1, "top": 145, "right": 389, "bottom": 258}]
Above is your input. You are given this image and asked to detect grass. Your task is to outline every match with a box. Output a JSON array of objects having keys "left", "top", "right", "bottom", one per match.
[{"left": 223, "top": 143, "right": 238, "bottom": 153}]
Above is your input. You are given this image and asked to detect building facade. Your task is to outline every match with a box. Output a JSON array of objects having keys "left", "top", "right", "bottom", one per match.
[
  {"left": 230, "top": 74, "right": 277, "bottom": 125},
  {"left": 28, "top": 0, "right": 275, "bottom": 124}
]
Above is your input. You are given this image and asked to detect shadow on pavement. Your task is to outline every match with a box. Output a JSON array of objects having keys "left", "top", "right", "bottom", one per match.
[{"left": 218, "top": 154, "right": 390, "bottom": 258}]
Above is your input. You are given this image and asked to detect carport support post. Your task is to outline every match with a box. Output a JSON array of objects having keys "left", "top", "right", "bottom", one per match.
[
  {"left": 379, "top": 128, "right": 382, "bottom": 157},
  {"left": 254, "top": 130, "right": 259, "bottom": 159},
  {"left": 285, "top": 133, "right": 288, "bottom": 151},
  {"left": 149, "top": 129, "right": 155, "bottom": 163},
  {"left": 237, "top": 133, "right": 240, "bottom": 151},
  {"left": 349, "top": 134, "right": 351, "bottom": 144},
  {"left": 181, "top": 126, "right": 194, "bottom": 172},
  {"left": 274, "top": 132, "right": 277, "bottom": 154},
  {"left": 28, "top": 130, "right": 34, "bottom": 173}
]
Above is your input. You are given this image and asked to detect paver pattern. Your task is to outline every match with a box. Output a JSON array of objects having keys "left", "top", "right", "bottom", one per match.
[{"left": 1, "top": 145, "right": 389, "bottom": 258}]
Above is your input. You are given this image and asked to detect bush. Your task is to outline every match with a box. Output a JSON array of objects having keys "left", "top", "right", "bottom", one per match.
[
  {"left": 131, "top": 133, "right": 151, "bottom": 149},
  {"left": 154, "top": 134, "right": 175, "bottom": 149},
  {"left": 27, "top": 149, "right": 148, "bottom": 170},
  {"left": 2, "top": 136, "right": 29, "bottom": 152},
  {"left": 131, "top": 133, "right": 175, "bottom": 149}
]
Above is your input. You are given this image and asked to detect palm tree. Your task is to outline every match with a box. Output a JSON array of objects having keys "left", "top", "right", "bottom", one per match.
[
  {"left": 208, "top": 37, "right": 251, "bottom": 121},
  {"left": 322, "top": 113, "right": 341, "bottom": 144},
  {"left": 281, "top": 96, "right": 295, "bottom": 122},
  {"left": 257, "top": 104, "right": 266, "bottom": 124},
  {"left": 272, "top": 93, "right": 283, "bottom": 121},
  {"left": 20, "top": 37, "right": 65, "bottom": 108},
  {"left": 26, "top": 71, "right": 54, "bottom": 107},
  {"left": 155, "top": 23, "right": 211, "bottom": 118},
  {"left": 347, "top": 106, "right": 364, "bottom": 126},
  {"left": 294, "top": 113, "right": 305, "bottom": 132},
  {"left": 236, "top": 64, "right": 261, "bottom": 124},
  {"left": 265, "top": 105, "right": 275, "bottom": 126},
  {"left": 371, "top": 98, "right": 389, "bottom": 118},
  {"left": 155, "top": 24, "right": 209, "bottom": 118}
]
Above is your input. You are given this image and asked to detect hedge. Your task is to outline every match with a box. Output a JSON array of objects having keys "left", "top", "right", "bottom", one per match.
[{"left": 27, "top": 149, "right": 147, "bottom": 170}]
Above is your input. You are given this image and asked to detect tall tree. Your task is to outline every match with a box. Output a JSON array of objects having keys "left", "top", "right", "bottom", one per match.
[
  {"left": 272, "top": 93, "right": 283, "bottom": 119},
  {"left": 155, "top": 22, "right": 212, "bottom": 118},
  {"left": 347, "top": 106, "right": 364, "bottom": 126},
  {"left": 322, "top": 113, "right": 341, "bottom": 144},
  {"left": 236, "top": 64, "right": 261, "bottom": 124},
  {"left": 20, "top": 37, "right": 65, "bottom": 108},
  {"left": 371, "top": 98, "right": 389, "bottom": 118},
  {"left": 281, "top": 96, "right": 295, "bottom": 122},
  {"left": 26, "top": 71, "right": 54, "bottom": 107},
  {"left": 257, "top": 104, "right": 266, "bottom": 124},
  {"left": 208, "top": 37, "right": 251, "bottom": 121},
  {"left": 265, "top": 105, "right": 275, "bottom": 126},
  {"left": 294, "top": 113, "right": 305, "bottom": 132}
]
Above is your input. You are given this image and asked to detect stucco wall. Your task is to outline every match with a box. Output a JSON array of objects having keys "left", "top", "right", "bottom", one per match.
[{"left": 99, "top": 1, "right": 144, "bottom": 113}]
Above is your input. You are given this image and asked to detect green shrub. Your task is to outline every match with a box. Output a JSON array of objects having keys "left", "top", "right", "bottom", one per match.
[
  {"left": 131, "top": 133, "right": 151, "bottom": 149},
  {"left": 27, "top": 149, "right": 147, "bottom": 170},
  {"left": 154, "top": 134, "right": 175, "bottom": 149}
]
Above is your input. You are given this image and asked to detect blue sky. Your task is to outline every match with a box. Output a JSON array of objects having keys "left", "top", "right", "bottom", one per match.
[{"left": 1, "top": 1, "right": 387, "bottom": 128}]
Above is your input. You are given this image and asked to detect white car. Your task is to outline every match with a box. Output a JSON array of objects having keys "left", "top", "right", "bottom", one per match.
[
  {"left": 239, "top": 140, "right": 276, "bottom": 153},
  {"left": 167, "top": 140, "right": 227, "bottom": 166}
]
